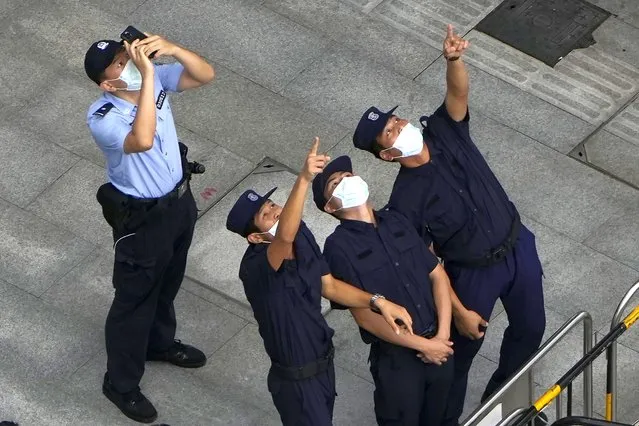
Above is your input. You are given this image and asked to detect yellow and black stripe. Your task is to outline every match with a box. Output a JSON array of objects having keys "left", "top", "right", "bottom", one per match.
[
  {"left": 512, "top": 305, "right": 639, "bottom": 426},
  {"left": 606, "top": 305, "right": 639, "bottom": 421}
]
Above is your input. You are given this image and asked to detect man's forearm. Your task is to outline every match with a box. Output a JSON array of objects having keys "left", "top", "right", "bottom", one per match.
[
  {"left": 449, "top": 282, "right": 466, "bottom": 317},
  {"left": 433, "top": 278, "right": 452, "bottom": 338},
  {"left": 351, "top": 308, "right": 428, "bottom": 351},
  {"left": 173, "top": 46, "right": 215, "bottom": 83},
  {"left": 276, "top": 176, "right": 310, "bottom": 243},
  {"left": 322, "top": 277, "right": 371, "bottom": 308},
  {"left": 446, "top": 59, "right": 469, "bottom": 98},
  {"left": 131, "top": 75, "right": 157, "bottom": 144}
]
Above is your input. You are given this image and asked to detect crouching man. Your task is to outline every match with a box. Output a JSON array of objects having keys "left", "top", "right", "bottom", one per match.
[{"left": 312, "top": 155, "right": 455, "bottom": 426}]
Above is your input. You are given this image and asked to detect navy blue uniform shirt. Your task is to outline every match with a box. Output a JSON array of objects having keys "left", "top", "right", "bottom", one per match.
[
  {"left": 323, "top": 209, "right": 438, "bottom": 343},
  {"left": 239, "top": 222, "right": 335, "bottom": 367},
  {"left": 389, "top": 103, "right": 516, "bottom": 263}
]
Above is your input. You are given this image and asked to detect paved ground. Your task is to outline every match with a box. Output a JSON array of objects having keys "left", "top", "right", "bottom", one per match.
[{"left": 1, "top": 0, "right": 639, "bottom": 425}]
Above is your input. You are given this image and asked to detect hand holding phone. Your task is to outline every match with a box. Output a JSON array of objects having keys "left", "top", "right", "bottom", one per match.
[{"left": 120, "top": 26, "right": 157, "bottom": 58}]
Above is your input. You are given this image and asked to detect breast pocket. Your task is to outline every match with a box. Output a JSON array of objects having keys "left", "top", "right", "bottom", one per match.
[
  {"left": 388, "top": 228, "right": 423, "bottom": 271},
  {"left": 423, "top": 193, "right": 466, "bottom": 238},
  {"left": 352, "top": 249, "right": 391, "bottom": 293}
]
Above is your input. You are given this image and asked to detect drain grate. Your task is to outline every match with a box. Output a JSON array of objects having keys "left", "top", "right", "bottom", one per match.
[{"left": 475, "top": 0, "right": 610, "bottom": 67}]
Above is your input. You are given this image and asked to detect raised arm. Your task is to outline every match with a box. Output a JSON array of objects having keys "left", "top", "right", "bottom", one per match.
[
  {"left": 443, "top": 24, "right": 470, "bottom": 122},
  {"left": 267, "top": 138, "right": 328, "bottom": 270},
  {"left": 122, "top": 40, "right": 156, "bottom": 153},
  {"left": 137, "top": 33, "right": 215, "bottom": 90}
]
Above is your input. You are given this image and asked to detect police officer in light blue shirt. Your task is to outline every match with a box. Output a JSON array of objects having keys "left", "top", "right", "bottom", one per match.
[{"left": 84, "top": 30, "right": 214, "bottom": 423}]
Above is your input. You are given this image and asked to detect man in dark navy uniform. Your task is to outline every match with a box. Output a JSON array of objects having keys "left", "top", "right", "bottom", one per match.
[
  {"left": 313, "top": 155, "right": 455, "bottom": 426},
  {"left": 351, "top": 25, "right": 546, "bottom": 425},
  {"left": 226, "top": 138, "right": 414, "bottom": 426}
]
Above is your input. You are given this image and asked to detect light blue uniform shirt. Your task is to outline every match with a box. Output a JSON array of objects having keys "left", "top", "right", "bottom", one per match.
[{"left": 87, "top": 63, "right": 185, "bottom": 198}]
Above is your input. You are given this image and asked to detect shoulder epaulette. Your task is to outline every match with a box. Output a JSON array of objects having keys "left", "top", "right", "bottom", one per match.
[{"left": 93, "top": 102, "right": 114, "bottom": 117}]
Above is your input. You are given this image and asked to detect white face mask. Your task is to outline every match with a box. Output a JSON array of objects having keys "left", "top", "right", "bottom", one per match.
[
  {"left": 384, "top": 123, "right": 424, "bottom": 158},
  {"left": 267, "top": 220, "right": 279, "bottom": 237},
  {"left": 329, "top": 176, "right": 369, "bottom": 210},
  {"left": 255, "top": 220, "right": 279, "bottom": 244},
  {"left": 109, "top": 60, "right": 142, "bottom": 91}
]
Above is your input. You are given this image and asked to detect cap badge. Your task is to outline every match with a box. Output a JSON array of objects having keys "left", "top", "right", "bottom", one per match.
[
  {"left": 368, "top": 111, "right": 379, "bottom": 121},
  {"left": 248, "top": 193, "right": 258, "bottom": 202},
  {"left": 97, "top": 41, "right": 109, "bottom": 50}
]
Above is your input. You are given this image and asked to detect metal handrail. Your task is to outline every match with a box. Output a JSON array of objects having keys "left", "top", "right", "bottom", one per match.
[
  {"left": 607, "top": 280, "right": 639, "bottom": 421},
  {"left": 462, "top": 311, "right": 593, "bottom": 426},
  {"left": 496, "top": 407, "right": 528, "bottom": 426},
  {"left": 551, "top": 416, "right": 634, "bottom": 426}
]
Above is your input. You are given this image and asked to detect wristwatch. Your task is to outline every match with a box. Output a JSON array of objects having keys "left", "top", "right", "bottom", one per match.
[
  {"left": 370, "top": 293, "right": 386, "bottom": 313},
  {"left": 446, "top": 55, "right": 460, "bottom": 61}
]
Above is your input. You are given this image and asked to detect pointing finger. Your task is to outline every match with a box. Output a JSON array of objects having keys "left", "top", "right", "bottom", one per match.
[
  {"left": 309, "top": 137, "right": 320, "bottom": 155},
  {"left": 447, "top": 24, "right": 454, "bottom": 39}
]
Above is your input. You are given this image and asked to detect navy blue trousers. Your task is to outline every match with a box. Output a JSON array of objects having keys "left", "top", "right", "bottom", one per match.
[
  {"left": 106, "top": 189, "right": 197, "bottom": 393},
  {"left": 267, "top": 362, "right": 336, "bottom": 426},
  {"left": 369, "top": 341, "right": 454, "bottom": 425},
  {"left": 441, "top": 225, "right": 546, "bottom": 426}
]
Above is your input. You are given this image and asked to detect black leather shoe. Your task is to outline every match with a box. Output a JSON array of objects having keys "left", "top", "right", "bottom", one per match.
[
  {"left": 147, "top": 340, "right": 207, "bottom": 368},
  {"left": 102, "top": 373, "right": 158, "bottom": 424}
]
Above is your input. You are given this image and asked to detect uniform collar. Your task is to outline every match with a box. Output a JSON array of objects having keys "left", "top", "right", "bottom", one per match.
[
  {"left": 397, "top": 135, "right": 439, "bottom": 177},
  {"left": 399, "top": 162, "right": 431, "bottom": 177},
  {"left": 103, "top": 91, "right": 137, "bottom": 115},
  {"left": 338, "top": 210, "right": 388, "bottom": 232}
]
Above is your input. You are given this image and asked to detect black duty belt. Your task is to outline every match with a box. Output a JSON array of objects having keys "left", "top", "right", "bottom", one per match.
[
  {"left": 130, "top": 179, "right": 189, "bottom": 207},
  {"left": 449, "top": 211, "right": 521, "bottom": 269},
  {"left": 270, "top": 344, "right": 335, "bottom": 381}
]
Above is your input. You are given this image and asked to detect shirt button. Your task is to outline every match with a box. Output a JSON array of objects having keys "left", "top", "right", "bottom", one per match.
[
  {"left": 395, "top": 262, "right": 399, "bottom": 266},
  {"left": 405, "top": 284, "right": 410, "bottom": 288},
  {"left": 487, "top": 230, "right": 492, "bottom": 233},
  {"left": 417, "top": 304, "right": 421, "bottom": 309},
  {"left": 459, "top": 189, "right": 464, "bottom": 193},
  {"left": 165, "top": 152, "right": 168, "bottom": 156},
  {"left": 473, "top": 208, "right": 478, "bottom": 212}
]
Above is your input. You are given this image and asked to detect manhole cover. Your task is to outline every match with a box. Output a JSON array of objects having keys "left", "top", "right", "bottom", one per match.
[{"left": 476, "top": 0, "right": 610, "bottom": 67}]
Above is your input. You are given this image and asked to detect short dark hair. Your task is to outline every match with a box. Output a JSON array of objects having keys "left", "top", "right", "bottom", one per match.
[
  {"left": 245, "top": 217, "right": 261, "bottom": 236},
  {"left": 371, "top": 139, "right": 384, "bottom": 159},
  {"left": 95, "top": 71, "right": 106, "bottom": 85}
]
